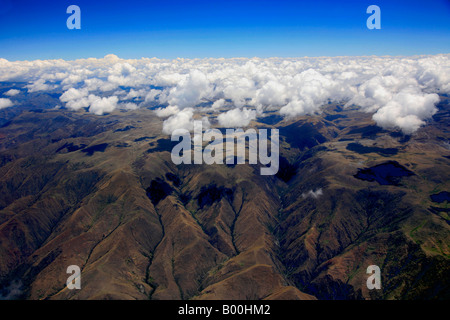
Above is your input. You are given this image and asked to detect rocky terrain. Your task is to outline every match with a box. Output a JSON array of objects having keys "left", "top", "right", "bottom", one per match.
[{"left": 0, "top": 89, "right": 449, "bottom": 300}]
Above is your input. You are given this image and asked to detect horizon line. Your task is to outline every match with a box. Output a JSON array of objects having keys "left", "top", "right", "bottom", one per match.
[{"left": 2, "top": 52, "right": 450, "bottom": 63}]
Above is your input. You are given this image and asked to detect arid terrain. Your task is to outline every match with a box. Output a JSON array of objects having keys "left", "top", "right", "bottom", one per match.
[{"left": 0, "top": 84, "right": 448, "bottom": 300}]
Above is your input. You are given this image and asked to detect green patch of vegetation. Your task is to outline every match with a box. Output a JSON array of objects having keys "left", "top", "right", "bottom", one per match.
[
  {"left": 346, "top": 265, "right": 360, "bottom": 283},
  {"left": 147, "top": 276, "right": 156, "bottom": 286},
  {"left": 430, "top": 186, "right": 442, "bottom": 194},
  {"left": 90, "top": 193, "right": 119, "bottom": 224},
  {"left": 409, "top": 220, "right": 427, "bottom": 243}
]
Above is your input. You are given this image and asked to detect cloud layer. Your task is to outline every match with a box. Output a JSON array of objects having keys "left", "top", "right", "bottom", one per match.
[
  {"left": 0, "top": 54, "right": 449, "bottom": 133},
  {"left": 0, "top": 98, "right": 13, "bottom": 109}
]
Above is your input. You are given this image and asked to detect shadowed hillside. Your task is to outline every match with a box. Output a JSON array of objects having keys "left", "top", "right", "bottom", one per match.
[{"left": 0, "top": 99, "right": 449, "bottom": 300}]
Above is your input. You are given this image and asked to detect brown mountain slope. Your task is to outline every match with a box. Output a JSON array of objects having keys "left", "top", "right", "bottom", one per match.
[{"left": 0, "top": 98, "right": 449, "bottom": 299}]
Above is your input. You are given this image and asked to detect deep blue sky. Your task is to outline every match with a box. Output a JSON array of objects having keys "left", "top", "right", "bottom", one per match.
[{"left": 0, "top": 0, "right": 449, "bottom": 60}]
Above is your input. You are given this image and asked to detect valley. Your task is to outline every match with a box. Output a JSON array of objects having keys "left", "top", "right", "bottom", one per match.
[{"left": 0, "top": 95, "right": 449, "bottom": 300}]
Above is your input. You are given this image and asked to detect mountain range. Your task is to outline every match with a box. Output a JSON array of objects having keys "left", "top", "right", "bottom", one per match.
[{"left": 0, "top": 89, "right": 448, "bottom": 300}]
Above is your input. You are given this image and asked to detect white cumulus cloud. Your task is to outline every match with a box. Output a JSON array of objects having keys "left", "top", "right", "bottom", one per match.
[
  {"left": 217, "top": 107, "right": 257, "bottom": 127},
  {"left": 0, "top": 98, "right": 13, "bottom": 109},
  {"left": 302, "top": 188, "right": 323, "bottom": 199},
  {"left": 88, "top": 95, "right": 119, "bottom": 115},
  {"left": 4, "top": 89, "right": 20, "bottom": 96},
  {"left": 0, "top": 54, "right": 448, "bottom": 133},
  {"left": 372, "top": 88, "right": 439, "bottom": 134}
]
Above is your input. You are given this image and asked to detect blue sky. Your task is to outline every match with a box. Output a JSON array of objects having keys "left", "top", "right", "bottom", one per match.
[{"left": 0, "top": 0, "right": 449, "bottom": 60}]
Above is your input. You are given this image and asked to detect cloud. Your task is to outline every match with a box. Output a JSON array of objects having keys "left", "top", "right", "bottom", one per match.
[
  {"left": 155, "top": 105, "right": 179, "bottom": 118},
  {"left": 217, "top": 107, "right": 257, "bottom": 127},
  {"left": 26, "top": 78, "right": 53, "bottom": 92},
  {"left": 302, "top": 188, "right": 323, "bottom": 199},
  {"left": 211, "top": 98, "right": 225, "bottom": 110},
  {"left": 144, "top": 89, "right": 162, "bottom": 102},
  {"left": 60, "top": 87, "right": 89, "bottom": 102},
  {"left": 161, "top": 108, "right": 212, "bottom": 135},
  {"left": 121, "top": 102, "right": 139, "bottom": 110},
  {"left": 88, "top": 95, "right": 119, "bottom": 115},
  {"left": 165, "top": 69, "right": 213, "bottom": 109},
  {"left": 162, "top": 108, "right": 195, "bottom": 135},
  {"left": 280, "top": 99, "right": 317, "bottom": 118},
  {"left": 4, "top": 89, "right": 19, "bottom": 96},
  {"left": 372, "top": 88, "right": 439, "bottom": 134},
  {"left": 59, "top": 88, "right": 90, "bottom": 110},
  {"left": 0, "top": 280, "right": 23, "bottom": 300},
  {"left": 0, "top": 98, "right": 13, "bottom": 109},
  {"left": 255, "top": 80, "right": 288, "bottom": 107},
  {"left": 59, "top": 88, "right": 119, "bottom": 114},
  {"left": 0, "top": 54, "right": 449, "bottom": 133}
]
